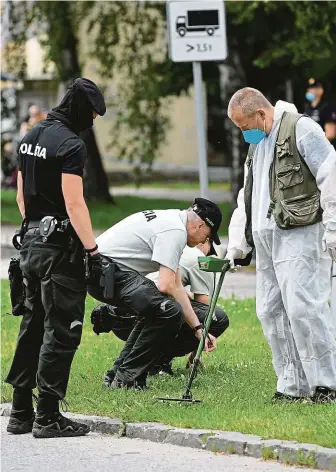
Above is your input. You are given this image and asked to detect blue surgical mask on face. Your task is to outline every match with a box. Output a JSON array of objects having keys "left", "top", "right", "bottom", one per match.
[
  {"left": 305, "top": 92, "right": 315, "bottom": 102},
  {"left": 242, "top": 115, "right": 266, "bottom": 145}
]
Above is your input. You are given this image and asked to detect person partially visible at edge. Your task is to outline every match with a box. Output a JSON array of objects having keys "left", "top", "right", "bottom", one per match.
[
  {"left": 6, "top": 78, "right": 106, "bottom": 438},
  {"left": 226, "top": 87, "right": 336, "bottom": 403},
  {"left": 304, "top": 77, "right": 336, "bottom": 149},
  {"left": 19, "top": 104, "right": 47, "bottom": 138}
]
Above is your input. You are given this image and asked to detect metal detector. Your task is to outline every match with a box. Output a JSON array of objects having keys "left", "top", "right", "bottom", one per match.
[{"left": 157, "top": 252, "right": 253, "bottom": 404}]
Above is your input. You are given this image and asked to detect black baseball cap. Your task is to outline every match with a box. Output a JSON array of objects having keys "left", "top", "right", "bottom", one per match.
[
  {"left": 307, "top": 78, "right": 323, "bottom": 88},
  {"left": 74, "top": 78, "right": 106, "bottom": 116},
  {"left": 191, "top": 197, "right": 222, "bottom": 245}
]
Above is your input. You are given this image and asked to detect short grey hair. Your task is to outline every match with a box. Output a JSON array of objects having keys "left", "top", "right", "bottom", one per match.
[
  {"left": 227, "top": 87, "right": 272, "bottom": 119},
  {"left": 187, "top": 208, "right": 203, "bottom": 224}
]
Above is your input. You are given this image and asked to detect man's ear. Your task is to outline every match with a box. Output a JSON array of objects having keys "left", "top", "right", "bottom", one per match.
[{"left": 257, "top": 109, "right": 266, "bottom": 120}]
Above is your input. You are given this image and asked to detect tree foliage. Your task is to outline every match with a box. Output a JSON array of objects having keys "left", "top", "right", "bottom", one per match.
[
  {"left": 77, "top": 0, "right": 336, "bottom": 176},
  {"left": 77, "top": 1, "right": 193, "bottom": 181},
  {"left": 2, "top": 1, "right": 29, "bottom": 79},
  {"left": 4, "top": 0, "right": 336, "bottom": 189},
  {"left": 229, "top": 1, "right": 336, "bottom": 69},
  {"left": 3, "top": 0, "right": 112, "bottom": 201}
]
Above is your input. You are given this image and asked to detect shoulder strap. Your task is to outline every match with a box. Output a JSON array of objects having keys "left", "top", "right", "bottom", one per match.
[{"left": 276, "top": 111, "right": 302, "bottom": 143}]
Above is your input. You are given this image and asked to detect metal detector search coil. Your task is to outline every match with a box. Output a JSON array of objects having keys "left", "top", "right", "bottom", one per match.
[{"left": 157, "top": 256, "right": 230, "bottom": 404}]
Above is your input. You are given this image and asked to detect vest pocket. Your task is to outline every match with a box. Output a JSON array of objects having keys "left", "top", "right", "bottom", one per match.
[
  {"left": 281, "top": 192, "right": 321, "bottom": 227},
  {"left": 276, "top": 163, "right": 303, "bottom": 189}
]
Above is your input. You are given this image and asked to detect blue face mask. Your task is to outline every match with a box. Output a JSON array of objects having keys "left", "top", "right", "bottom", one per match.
[
  {"left": 242, "top": 116, "right": 266, "bottom": 145},
  {"left": 305, "top": 92, "right": 315, "bottom": 102}
]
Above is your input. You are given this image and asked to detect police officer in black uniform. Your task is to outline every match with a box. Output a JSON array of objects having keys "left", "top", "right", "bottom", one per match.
[
  {"left": 305, "top": 78, "right": 336, "bottom": 149},
  {"left": 6, "top": 78, "right": 106, "bottom": 438}
]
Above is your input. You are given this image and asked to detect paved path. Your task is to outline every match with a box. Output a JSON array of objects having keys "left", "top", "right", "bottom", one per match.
[
  {"left": 110, "top": 186, "right": 231, "bottom": 203},
  {"left": 0, "top": 418, "right": 321, "bottom": 472},
  {"left": 1, "top": 225, "right": 256, "bottom": 298}
]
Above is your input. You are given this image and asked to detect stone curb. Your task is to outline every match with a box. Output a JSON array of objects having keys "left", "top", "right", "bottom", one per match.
[{"left": 1, "top": 403, "right": 335, "bottom": 470}]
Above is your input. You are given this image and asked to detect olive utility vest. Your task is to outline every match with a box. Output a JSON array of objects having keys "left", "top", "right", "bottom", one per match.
[{"left": 244, "top": 111, "right": 322, "bottom": 248}]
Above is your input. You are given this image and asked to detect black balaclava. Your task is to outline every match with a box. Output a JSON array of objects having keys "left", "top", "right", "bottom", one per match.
[{"left": 47, "top": 78, "right": 106, "bottom": 135}]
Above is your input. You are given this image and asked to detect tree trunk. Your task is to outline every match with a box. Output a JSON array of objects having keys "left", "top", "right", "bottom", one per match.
[
  {"left": 50, "top": 1, "right": 112, "bottom": 203},
  {"left": 81, "top": 128, "right": 113, "bottom": 202},
  {"left": 204, "top": 63, "right": 226, "bottom": 167},
  {"left": 218, "top": 52, "right": 247, "bottom": 211}
]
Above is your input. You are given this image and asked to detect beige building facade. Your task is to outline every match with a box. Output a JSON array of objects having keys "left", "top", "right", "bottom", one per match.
[{"left": 14, "top": 30, "right": 203, "bottom": 175}]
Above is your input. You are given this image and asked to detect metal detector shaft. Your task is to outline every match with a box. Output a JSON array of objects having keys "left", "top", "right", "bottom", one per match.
[{"left": 183, "top": 268, "right": 227, "bottom": 399}]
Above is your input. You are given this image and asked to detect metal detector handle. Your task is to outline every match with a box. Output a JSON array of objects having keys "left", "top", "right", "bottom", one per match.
[
  {"left": 183, "top": 268, "right": 226, "bottom": 399},
  {"left": 233, "top": 250, "right": 253, "bottom": 267}
]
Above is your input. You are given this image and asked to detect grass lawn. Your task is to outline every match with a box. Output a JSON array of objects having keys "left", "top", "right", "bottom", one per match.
[
  {"left": 1, "top": 280, "right": 335, "bottom": 448},
  {"left": 1, "top": 189, "right": 231, "bottom": 234}
]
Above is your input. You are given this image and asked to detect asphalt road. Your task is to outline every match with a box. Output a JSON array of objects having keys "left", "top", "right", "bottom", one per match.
[{"left": 1, "top": 418, "right": 322, "bottom": 472}]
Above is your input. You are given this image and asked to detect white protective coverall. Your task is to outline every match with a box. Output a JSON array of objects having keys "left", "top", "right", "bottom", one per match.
[{"left": 228, "top": 100, "right": 336, "bottom": 397}]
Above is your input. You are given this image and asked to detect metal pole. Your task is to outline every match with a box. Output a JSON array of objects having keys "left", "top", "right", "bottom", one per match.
[
  {"left": 192, "top": 61, "right": 209, "bottom": 199},
  {"left": 183, "top": 265, "right": 228, "bottom": 399}
]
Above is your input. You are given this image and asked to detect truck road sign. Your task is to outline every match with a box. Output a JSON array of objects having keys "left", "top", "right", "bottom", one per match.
[{"left": 167, "top": 1, "right": 227, "bottom": 62}]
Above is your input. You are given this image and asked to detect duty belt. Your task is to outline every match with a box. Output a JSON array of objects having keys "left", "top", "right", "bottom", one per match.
[
  {"left": 12, "top": 216, "right": 71, "bottom": 249},
  {"left": 37, "top": 216, "right": 71, "bottom": 242}
]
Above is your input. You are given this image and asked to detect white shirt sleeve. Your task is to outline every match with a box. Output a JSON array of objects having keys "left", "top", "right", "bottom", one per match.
[
  {"left": 227, "top": 163, "right": 253, "bottom": 254},
  {"left": 151, "top": 230, "right": 187, "bottom": 272},
  {"left": 296, "top": 117, "right": 336, "bottom": 232},
  {"left": 184, "top": 263, "right": 214, "bottom": 295}
]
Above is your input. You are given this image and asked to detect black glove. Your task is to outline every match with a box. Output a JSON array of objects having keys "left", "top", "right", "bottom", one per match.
[
  {"left": 91, "top": 304, "right": 115, "bottom": 335},
  {"left": 234, "top": 250, "right": 253, "bottom": 267},
  {"left": 86, "top": 252, "right": 105, "bottom": 284}
]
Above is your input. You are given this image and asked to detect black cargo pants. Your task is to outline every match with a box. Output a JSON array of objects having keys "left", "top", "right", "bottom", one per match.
[
  {"left": 87, "top": 263, "right": 183, "bottom": 384},
  {"left": 5, "top": 229, "right": 86, "bottom": 408},
  {"left": 104, "top": 299, "right": 229, "bottom": 375}
]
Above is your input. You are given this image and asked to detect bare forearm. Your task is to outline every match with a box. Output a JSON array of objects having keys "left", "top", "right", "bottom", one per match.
[
  {"left": 325, "top": 123, "right": 336, "bottom": 142},
  {"left": 167, "top": 284, "right": 200, "bottom": 329},
  {"left": 66, "top": 200, "right": 96, "bottom": 250},
  {"left": 16, "top": 196, "right": 25, "bottom": 218},
  {"left": 16, "top": 171, "right": 25, "bottom": 218}
]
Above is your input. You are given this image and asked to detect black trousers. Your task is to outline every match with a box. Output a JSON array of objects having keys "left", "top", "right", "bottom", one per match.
[
  {"left": 6, "top": 229, "right": 86, "bottom": 409},
  {"left": 104, "top": 299, "right": 229, "bottom": 376},
  {"left": 87, "top": 265, "right": 183, "bottom": 383}
]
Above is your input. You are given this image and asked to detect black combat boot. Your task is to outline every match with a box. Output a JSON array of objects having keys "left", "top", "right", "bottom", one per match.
[
  {"left": 111, "top": 373, "right": 149, "bottom": 391},
  {"left": 148, "top": 361, "right": 174, "bottom": 377},
  {"left": 103, "top": 369, "right": 116, "bottom": 388},
  {"left": 32, "top": 395, "right": 90, "bottom": 438},
  {"left": 7, "top": 388, "right": 35, "bottom": 434},
  {"left": 271, "top": 391, "right": 307, "bottom": 403},
  {"left": 312, "top": 387, "right": 336, "bottom": 404}
]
